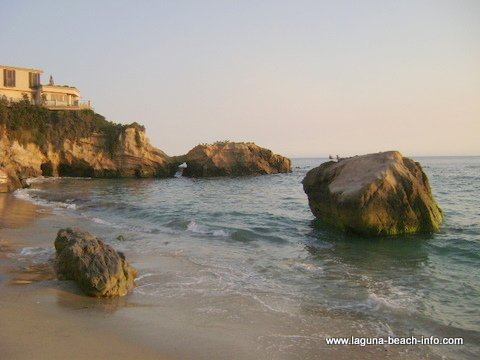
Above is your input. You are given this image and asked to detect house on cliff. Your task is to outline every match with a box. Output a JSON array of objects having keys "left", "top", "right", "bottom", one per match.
[{"left": 0, "top": 64, "right": 92, "bottom": 110}]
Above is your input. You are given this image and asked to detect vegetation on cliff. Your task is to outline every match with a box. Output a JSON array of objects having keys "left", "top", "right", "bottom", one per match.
[{"left": 0, "top": 98, "right": 144, "bottom": 155}]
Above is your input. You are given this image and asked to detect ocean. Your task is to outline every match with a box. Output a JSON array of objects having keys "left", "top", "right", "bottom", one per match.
[{"left": 12, "top": 157, "right": 480, "bottom": 359}]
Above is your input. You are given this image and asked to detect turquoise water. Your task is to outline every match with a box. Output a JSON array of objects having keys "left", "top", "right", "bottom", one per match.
[{"left": 16, "top": 157, "right": 480, "bottom": 359}]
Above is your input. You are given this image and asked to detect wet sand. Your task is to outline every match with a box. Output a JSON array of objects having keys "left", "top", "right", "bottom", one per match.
[
  {"left": 0, "top": 291, "right": 167, "bottom": 360},
  {"left": 0, "top": 193, "right": 437, "bottom": 360}
]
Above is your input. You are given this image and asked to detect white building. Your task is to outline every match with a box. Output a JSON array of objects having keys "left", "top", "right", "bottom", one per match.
[{"left": 0, "top": 65, "right": 92, "bottom": 110}]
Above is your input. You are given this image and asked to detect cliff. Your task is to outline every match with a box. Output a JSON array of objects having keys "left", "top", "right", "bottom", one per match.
[
  {"left": 302, "top": 151, "right": 443, "bottom": 236},
  {"left": 0, "top": 100, "right": 178, "bottom": 191},
  {"left": 181, "top": 141, "right": 292, "bottom": 177},
  {"left": 0, "top": 101, "right": 294, "bottom": 191}
]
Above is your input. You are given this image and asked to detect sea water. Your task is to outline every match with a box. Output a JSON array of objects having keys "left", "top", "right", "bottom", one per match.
[{"left": 13, "top": 157, "right": 480, "bottom": 359}]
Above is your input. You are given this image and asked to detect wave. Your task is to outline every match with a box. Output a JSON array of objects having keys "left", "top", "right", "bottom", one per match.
[
  {"left": 25, "top": 176, "right": 62, "bottom": 185},
  {"left": 25, "top": 176, "right": 93, "bottom": 185},
  {"left": 14, "top": 188, "right": 77, "bottom": 210},
  {"left": 366, "top": 292, "right": 408, "bottom": 312},
  {"left": 17, "top": 247, "right": 54, "bottom": 263},
  {"left": 290, "top": 262, "right": 324, "bottom": 274},
  {"left": 187, "top": 220, "right": 230, "bottom": 237},
  {"left": 230, "top": 228, "right": 288, "bottom": 244},
  {"left": 135, "top": 273, "right": 155, "bottom": 281},
  {"left": 90, "top": 217, "right": 113, "bottom": 226},
  {"left": 185, "top": 220, "right": 289, "bottom": 244}
]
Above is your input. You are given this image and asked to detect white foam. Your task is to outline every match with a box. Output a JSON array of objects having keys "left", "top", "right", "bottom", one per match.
[
  {"left": 14, "top": 189, "right": 52, "bottom": 207},
  {"left": 136, "top": 273, "right": 155, "bottom": 281},
  {"left": 187, "top": 221, "right": 230, "bottom": 237},
  {"left": 291, "top": 262, "right": 323, "bottom": 273},
  {"left": 25, "top": 176, "right": 61, "bottom": 185},
  {"left": 13, "top": 188, "right": 33, "bottom": 201},
  {"left": 20, "top": 247, "right": 47, "bottom": 256},
  {"left": 18, "top": 247, "right": 54, "bottom": 262},
  {"left": 25, "top": 176, "right": 93, "bottom": 184},
  {"left": 212, "top": 229, "right": 229, "bottom": 237},
  {"left": 187, "top": 220, "right": 209, "bottom": 234},
  {"left": 91, "top": 217, "right": 112, "bottom": 225},
  {"left": 365, "top": 286, "right": 415, "bottom": 313},
  {"left": 14, "top": 188, "right": 77, "bottom": 210}
]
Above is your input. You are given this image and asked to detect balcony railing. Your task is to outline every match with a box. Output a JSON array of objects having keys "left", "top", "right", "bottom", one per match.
[
  {"left": 0, "top": 95, "right": 93, "bottom": 110},
  {"left": 43, "top": 99, "right": 93, "bottom": 110}
]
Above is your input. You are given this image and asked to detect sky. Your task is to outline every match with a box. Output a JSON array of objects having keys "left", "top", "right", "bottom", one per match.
[{"left": 1, "top": 0, "right": 479, "bottom": 157}]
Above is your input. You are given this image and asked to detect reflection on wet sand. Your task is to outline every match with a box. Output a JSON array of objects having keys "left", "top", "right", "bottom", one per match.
[
  {"left": 9, "top": 262, "right": 56, "bottom": 285},
  {"left": 0, "top": 240, "right": 14, "bottom": 259},
  {"left": 0, "top": 193, "right": 45, "bottom": 229},
  {"left": 55, "top": 285, "right": 129, "bottom": 314}
]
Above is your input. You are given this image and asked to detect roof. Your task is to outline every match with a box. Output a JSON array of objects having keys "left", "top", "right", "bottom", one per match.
[
  {"left": 0, "top": 65, "right": 44, "bottom": 73},
  {"left": 40, "top": 85, "right": 80, "bottom": 96}
]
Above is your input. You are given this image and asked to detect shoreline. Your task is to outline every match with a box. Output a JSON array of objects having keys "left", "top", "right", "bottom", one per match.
[
  {"left": 0, "top": 192, "right": 443, "bottom": 359},
  {"left": 0, "top": 194, "right": 274, "bottom": 360},
  {"left": 0, "top": 194, "right": 170, "bottom": 360}
]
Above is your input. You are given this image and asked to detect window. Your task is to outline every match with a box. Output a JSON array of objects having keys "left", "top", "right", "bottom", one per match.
[
  {"left": 3, "top": 69, "right": 16, "bottom": 87},
  {"left": 29, "top": 72, "right": 40, "bottom": 88},
  {"left": 49, "top": 93, "right": 67, "bottom": 102}
]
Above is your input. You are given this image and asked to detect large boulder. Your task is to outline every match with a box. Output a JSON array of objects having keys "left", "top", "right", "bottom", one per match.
[
  {"left": 54, "top": 228, "right": 137, "bottom": 297},
  {"left": 182, "top": 142, "right": 291, "bottom": 177},
  {"left": 302, "top": 151, "right": 443, "bottom": 236}
]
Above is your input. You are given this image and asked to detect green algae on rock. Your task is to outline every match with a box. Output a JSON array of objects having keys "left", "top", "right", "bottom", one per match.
[{"left": 302, "top": 151, "right": 443, "bottom": 236}]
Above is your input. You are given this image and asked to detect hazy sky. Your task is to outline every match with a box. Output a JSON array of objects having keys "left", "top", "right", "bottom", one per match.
[{"left": 1, "top": 0, "right": 479, "bottom": 157}]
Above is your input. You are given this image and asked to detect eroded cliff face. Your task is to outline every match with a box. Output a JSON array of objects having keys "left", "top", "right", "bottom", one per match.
[{"left": 0, "top": 124, "right": 178, "bottom": 192}]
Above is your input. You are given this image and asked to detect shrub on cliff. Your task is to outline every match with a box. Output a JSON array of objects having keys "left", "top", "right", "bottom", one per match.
[{"left": 0, "top": 98, "right": 138, "bottom": 156}]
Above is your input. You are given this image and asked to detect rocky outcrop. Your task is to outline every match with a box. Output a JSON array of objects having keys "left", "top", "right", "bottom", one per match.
[
  {"left": 55, "top": 125, "right": 177, "bottom": 178},
  {"left": 302, "top": 151, "right": 443, "bottom": 236},
  {"left": 0, "top": 123, "right": 178, "bottom": 189},
  {"left": 181, "top": 142, "right": 291, "bottom": 177},
  {"left": 0, "top": 104, "right": 291, "bottom": 187},
  {"left": 0, "top": 168, "right": 21, "bottom": 193},
  {"left": 54, "top": 228, "right": 137, "bottom": 297}
]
